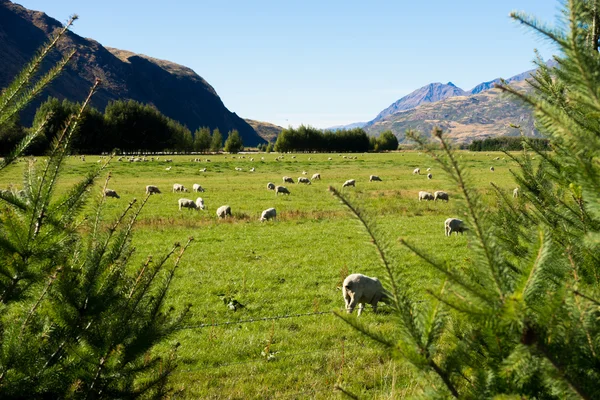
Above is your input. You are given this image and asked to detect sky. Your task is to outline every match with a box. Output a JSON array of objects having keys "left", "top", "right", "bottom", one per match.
[{"left": 15, "top": 0, "right": 560, "bottom": 129}]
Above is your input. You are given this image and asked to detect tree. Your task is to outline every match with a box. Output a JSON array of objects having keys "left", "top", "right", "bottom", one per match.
[
  {"left": 376, "top": 130, "right": 399, "bottom": 151},
  {"left": 210, "top": 128, "right": 223, "bottom": 152},
  {"left": 224, "top": 129, "right": 244, "bottom": 153},
  {"left": 333, "top": 1, "right": 600, "bottom": 398},
  {"left": 0, "top": 114, "right": 25, "bottom": 156},
  {"left": 194, "top": 126, "right": 212, "bottom": 153}
]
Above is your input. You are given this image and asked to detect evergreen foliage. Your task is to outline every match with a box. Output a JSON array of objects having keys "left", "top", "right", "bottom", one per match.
[
  {"left": 193, "top": 126, "right": 212, "bottom": 153},
  {"left": 374, "top": 130, "right": 399, "bottom": 151},
  {"left": 332, "top": 1, "right": 600, "bottom": 398},
  {"left": 223, "top": 129, "right": 244, "bottom": 153},
  {"left": 468, "top": 136, "right": 550, "bottom": 151},
  {"left": 210, "top": 128, "right": 223, "bottom": 152},
  {"left": 0, "top": 17, "right": 192, "bottom": 398},
  {"left": 274, "top": 125, "right": 370, "bottom": 152}
]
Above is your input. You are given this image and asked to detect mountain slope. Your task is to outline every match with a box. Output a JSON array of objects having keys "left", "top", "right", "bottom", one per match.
[
  {"left": 0, "top": 0, "right": 266, "bottom": 146},
  {"left": 244, "top": 119, "right": 283, "bottom": 143}
]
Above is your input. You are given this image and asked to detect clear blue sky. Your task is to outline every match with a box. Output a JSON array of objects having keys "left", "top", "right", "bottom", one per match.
[{"left": 17, "top": 0, "right": 559, "bottom": 128}]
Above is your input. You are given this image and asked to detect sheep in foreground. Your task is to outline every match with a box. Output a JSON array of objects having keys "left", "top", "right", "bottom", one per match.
[
  {"left": 193, "top": 183, "right": 205, "bottom": 193},
  {"left": 146, "top": 185, "right": 161, "bottom": 195},
  {"left": 342, "top": 273, "right": 388, "bottom": 316},
  {"left": 275, "top": 186, "right": 290, "bottom": 195},
  {"left": 196, "top": 197, "right": 205, "bottom": 210},
  {"left": 312, "top": 173, "right": 321, "bottom": 180},
  {"left": 104, "top": 189, "right": 120, "bottom": 199},
  {"left": 173, "top": 183, "right": 188, "bottom": 193},
  {"left": 267, "top": 182, "right": 276, "bottom": 190},
  {"left": 513, "top": 187, "right": 519, "bottom": 198},
  {"left": 260, "top": 207, "right": 277, "bottom": 222},
  {"left": 178, "top": 198, "right": 204, "bottom": 211},
  {"left": 369, "top": 175, "right": 382, "bottom": 182},
  {"left": 427, "top": 173, "right": 432, "bottom": 179},
  {"left": 342, "top": 179, "right": 355, "bottom": 188},
  {"left": 434, "top": 191, "right": 449, "bottom": 202},
  {"left": 418, "top": 191, "right": 434, "bottom": 201},
  {"left": 216, "top": 205, "right": 232, "bottom": 218},
  {"left": 445, "top": 218, "right": 467, "bottom": 236},
  {"left": 298, "top": 177, "right": 311, "bottom": 185},
  {"left": 283, "top": 176, "right": 294, "bottom": 184},
  {"left": 413, "top": 168, "right": 420, "bottom": 175}
]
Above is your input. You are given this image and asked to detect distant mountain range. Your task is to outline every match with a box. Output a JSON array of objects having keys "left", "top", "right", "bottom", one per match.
[
  {"left": 0, "top": 0, "right": 266, "bottom": 146},
  {"left": 331, "top": 62, "right": 555, "bottom": 143}
]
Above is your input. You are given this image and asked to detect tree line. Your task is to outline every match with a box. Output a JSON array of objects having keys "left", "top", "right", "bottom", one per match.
[
  {"left": 468, "top": 136, "right": 550, "bottom": 151},
  {"left": 0, "top": 97, "right": 245, "bottom": 154},
  {"left": 273, "top": 125, "right": 399, "bottom": 152}
]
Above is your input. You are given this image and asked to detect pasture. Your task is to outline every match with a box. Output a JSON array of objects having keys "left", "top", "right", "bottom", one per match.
[{"left": 0, "top": 151, "right": 520, "bottom": 398}]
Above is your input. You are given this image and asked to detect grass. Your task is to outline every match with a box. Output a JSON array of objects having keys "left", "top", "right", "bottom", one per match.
[{"left": 0, "top": 151, "right": 520, "bottom": 398}]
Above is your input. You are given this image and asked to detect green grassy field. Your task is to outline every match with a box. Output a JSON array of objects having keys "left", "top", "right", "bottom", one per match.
[{"left": 0, "top": 151, "right": 520, "bottom": 399}]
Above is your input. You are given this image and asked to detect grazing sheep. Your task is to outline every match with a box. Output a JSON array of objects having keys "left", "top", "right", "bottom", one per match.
[
  {"left": 490, "top": 167, "right": 495, "bottom": 172},
  {"left": 298, "top": 177, "right": 311, "bottom": 185},
  {"left": 196, "top": 197, "right": 205, "bottom": 210},
  {"left": 178, "top": 198, "right": 200, "bottom": 211},
  {"left": 104, "top": 189, "right": 120, "bottom": 199},
  {"left": 302, "top": 171, "right": 308, "bottom": 175},
  {"left": 283, "top": 176, "right": 294, "bottom": 184},
  {"left": 413, "top": 168, "right": 420, "bottom": 175},
  {"left": 260, "top": 207, "right": 277, "bottom": 222},
  {"left": 250, "top": 167, "right": 255, "bottom": 172},
  {"left": 312, "top": 173, "right": 321, "bottom": 180},
  {"left": 342, "top": 179, "right": 356, "bottom": 188},
  {"left": 342, "top": 273, "right": 388, "bottom": 316},
  {"left": 445, "top": 218, "right": 467, "bottom": 236},
  {"left": 216, "top": 205, "right": 232, "bottom": 218},
  {"left": 267, "top": 182, "right": 276, "bottom": 190},
  {"left": 146, "top": 185, "right": 161, "bottom": 195},
  {"left": 200, "top": 168, "right": 207, "bottom": 172},
  {"left": 513, "top": 187, "right": 519, "bottom": 198},
  {"left": 434, "top": 191, "right": 449, "bottom": 202},
  {"left": 165, "top": 167, "right": 172, "bottom": 171},
  {"left": 418, "top": 191, "right": 434, "bottom": 201},
  {"left": 275, "top": 186, "right": 290, "bottom": 195},
  {"left": 427, "top": 173, "right": 432, "bottom": 179},
  {"left": 369, "top": 175, "right": 382, "bottom": 182},
  {"left": 193, "top": 183, "right": 205, "bottom": 193},
  {"left": 235, "top": 167, "right": 243, "bottom": 171},
  {"left": 328, "top": 157, "right": 332, "bottom": 160},
  {"left": 426, "top": 168, "right": 431, "bottom": 172},
  {"left": 172, "top": 183, "right": 188, "bottom": 193}
]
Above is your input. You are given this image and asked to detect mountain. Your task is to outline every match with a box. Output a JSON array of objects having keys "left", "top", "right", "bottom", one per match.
[
  {"left": 244, "top": 119, "right": 283, "bottom": 143},
  {"left": 327, "top": 121, "right": 368, "bottom": 131},
  {"left": 0, "top": 0, "right": 266, "bottom": 146}
]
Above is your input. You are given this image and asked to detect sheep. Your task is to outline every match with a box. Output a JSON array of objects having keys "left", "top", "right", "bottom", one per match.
[
  {"left": 172, "top": 183, "right": 188, "bottom": 193},
  {"left": 490, "top": 167, "right": 495, "bottom": 172},
  {"left": 369, "top": 175, "right": 382, "bottom": 182},
  {"left": 235, "top": 167, "right": 243, "bottom": 171},
  {"left": 418, "top": 191, "right": 434, "bottom": 201},
  {"left": 275, "top": 186, "right": 290, "bottom": 195},
  {"left": 342, "top": 179, "right": 356, "bottom": 188},
  {"left": 178, "top": 198, "right": 200, "bottom": 211},
  {"left": 302, "top": 171, "right": 308, "bottom": 175},
  {"left": 146, "top": 185, "right": 161, "bottom": 195},
  {"left": 426, "top": 168, "right": 431, "bottom": 172},
  {"left": 104, "top": 189, "right": 120, "bottom": 199},
  {"left": 165, "top": 167, "right": 172, "bottom": 171},
  {"left": 193, "top": 183, "right": 205, "bottom": 193},
  {"left": 298, "top": 177, "right": 311, "bottom": 185},
  {"left": 328, "top": 157, "right": 332, "bottom": 160},
  {"left": 445, "top": 218, "right": 467, "bottom": 236},
  {"left": 216, "top": 205, "right": 232, "bottom": 218},
  {"left": 513, "top": 187, "right": 519, "bottom": 198},
  {"left": 413, "top": 168, "right": 420, "bottom": 175},
  {"left": 196, "top": 197, "right": 205, "bottom": 210},
  {"left": 267, "top": 182, "right": 276, "bottom": 190},
  {"left": 260, "top": 207, "right": 277, "bottom": 222},
  {"left": 283, "top": 176, "right": 294, "bottom": 184},
  {"left": 427, "top": 173, "right": 433, "bottom": 179},
  {"left": 250, "top": 167, "right": 255, "bottom": 172},
  {"left": 434, "top": 191, "right": 449, "bottom": 202},
  {"left": 342, "top": 273, "right": 388, "bottom": 316},
  {"left": 200, "top": 168, "right": 207, "bottom": 172},
  {"left": 312, "top": 173, "right": 321, "bottom": 180}
]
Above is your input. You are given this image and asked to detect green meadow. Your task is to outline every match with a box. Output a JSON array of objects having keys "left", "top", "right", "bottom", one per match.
[{"left": 0, "top": 151, "right": 520, "bottom": 399}]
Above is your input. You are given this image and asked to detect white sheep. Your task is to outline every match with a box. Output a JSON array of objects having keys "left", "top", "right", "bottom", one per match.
[
  {"left": 312, "top": 173, "right": 321, "bottom": 180},
  {"left": 216, "top": 205, "right": 232, "bottom": 218},
  {"left": 302, "top": 171, "right": 308, "bottom": 175},
  {"left": 342, "top": 273, "right": 388, "bottom": 316},
  {"left": 413, "top": 168, "right": 420, "bottom": 175},
  {"left": 434, "top": 191, "right": 449, "bottom": 202},
  {"left": 146, "top": 185, "right": 161, "bottom": 195},
  {"left": 490, "top": 166, "right": 495, "bottom": 172},
  {"left": 250, "top": 167, "right": 255, "bottom": 172},
  {"left": 193, "top": 183, "right": 205, "bottom": 193},
  {"left": 513, "top": 187, "right": 519, "bottom": 198},
  {"left": 200, "top": 168, "right": 207, "bottom": 172},
  {"left": 342, "top": 179, "right": 356, "bottom": 188},
  {"left": 283, "top": 176, "right": 294, "bottom": 184},
  {"left": 172, "top": 183, "right": 188, "bottom": 193},
  {"left": 426, "top": 168, "right": 431, "bottom": 172},
  {"left": 260, "top": 207, "right": 277, "bottom": 222},
  {"left": 267, "top": 182, "right": 276, "bottom": 190},
  {"left": 178, "top": 198, "right": 200, "bottom": 211},
  {"left": 369, "top": 175, "right": 382, "bottom": 182},
  {"left": 427, "top": 173, "right": 433, "bottom": 179},
  {"left": 104, "top": 189, "right": 120, "bottom": 199},
  {"left": 297, "top": 177, "right": 311, "bottom": 185},
  {"left": 196, "top": 197, "right": 205, "bottom": 210},
  {"left": 165, "top": 166, "right": 172, "bottom": 171},
  {"left": 275, "top": 186, "right": 290, "bottom": 195},
  {"left": 235, "top": 167, "right": 243, "bottom": 171},
  {"left": 418, "top": 191, "right": 434, "bottom": 201},
  {"left": 445, "top": 218, "right": 467, "bottom": 236}
]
